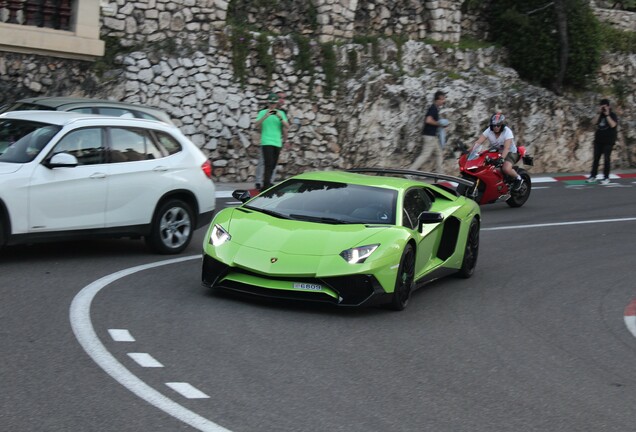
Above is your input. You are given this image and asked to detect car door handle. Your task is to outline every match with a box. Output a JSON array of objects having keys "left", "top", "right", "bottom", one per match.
[
  {"left": 153, "top": 166, "right": 169, "bottom": 172},
  {"left": 89, "top": 173, "right": 107, "bottom": 179}
]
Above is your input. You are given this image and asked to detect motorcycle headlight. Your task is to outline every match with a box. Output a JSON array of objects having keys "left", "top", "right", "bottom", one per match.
[
  {"left": 209, "top": 224, "right": 231, "bottom": 246},
  {"left": 340, "top": 244, "right": 379, "bottom": 264}
]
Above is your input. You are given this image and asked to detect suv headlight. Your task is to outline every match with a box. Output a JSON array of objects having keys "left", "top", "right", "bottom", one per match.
[
  {"left": 340, "top": 244, "right": 379, "bottom": 264},
  {"left": 209, "top": 224, "right": 231, "bottom": 246}
]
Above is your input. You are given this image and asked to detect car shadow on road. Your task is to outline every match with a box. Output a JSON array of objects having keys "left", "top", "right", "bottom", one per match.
[{"left": 0, "top": 238, "right": 156, "bottom": 262}]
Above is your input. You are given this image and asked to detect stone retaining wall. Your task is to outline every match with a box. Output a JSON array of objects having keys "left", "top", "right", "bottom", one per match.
[{"left": 1, "top": 0, "right": 634, "bottom": 183}]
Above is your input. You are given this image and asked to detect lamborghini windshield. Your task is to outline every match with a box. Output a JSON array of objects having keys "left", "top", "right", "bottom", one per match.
[{"left": 246, "top": 179, "right": 398, "bottom": 225}]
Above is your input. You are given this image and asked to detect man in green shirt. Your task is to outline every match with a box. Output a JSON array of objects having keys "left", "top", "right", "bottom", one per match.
[{"left": 255, "top": 92, "right": 289, "bottom": 190}]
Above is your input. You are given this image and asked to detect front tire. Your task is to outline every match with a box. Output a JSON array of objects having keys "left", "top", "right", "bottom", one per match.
[
  {"left": 146, "top": 199, "right": 194, "bottom": 254},
  {"left": 457, "top": 218, "right": 479, "bottom": 278},
  {"left": 0, "top": 214, "right": 6, "bottom": 251},
  {"left": 389, "top": 244, "right": 416, "bottom": 311},
  {"left": 457, "top": 175, "right": 483, "bottom": 203},
  {"left": 506, "top": 169, "right": 531, "bottom": 208}
]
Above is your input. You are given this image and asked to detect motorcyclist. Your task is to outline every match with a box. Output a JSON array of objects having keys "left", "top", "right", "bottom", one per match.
[{"left": 471, "top": 112, "right": 523, "bottom": 191}]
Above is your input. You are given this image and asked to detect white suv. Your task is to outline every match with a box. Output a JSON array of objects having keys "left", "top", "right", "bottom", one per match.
[{"left": 0, "top": 111, "right": 216, "bottom": 254}]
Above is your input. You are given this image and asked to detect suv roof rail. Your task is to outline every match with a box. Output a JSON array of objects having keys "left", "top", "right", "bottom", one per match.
[{"left": 346, "top": 168, "right": 475, "bottom": 187}]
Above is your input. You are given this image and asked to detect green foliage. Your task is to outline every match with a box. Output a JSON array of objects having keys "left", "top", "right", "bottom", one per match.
[
  {"left": 292, "top": 34, "right": 314, "bottom": 74},
  {"left": 612, "top": 78, "right": 630, "bottom": 106},
  {"left": 321, "top": 42, "right": 337, "bottom": 94},
  {"left": 306, "top": 2, "right": 319, "bottom": 30},
  {"left": 256, "top": 33, "right": 275, "bottom": 82},
  {"left": 597, "top": 0, "right": 636, "bottom": 11},
  {"left": 93, "top": 36, "right": 137, "bottom": 78},
  {"left": 230, "top": 27, "right": 250, "bottom": 85},
  {"left": 347, "top": 49, "right": 358, "bottom": 77},
  {"left": 227, "top": 0, "right": 318, "bottom": 33},
  {"left": 458, "top": 35, "right": 497, "bottom": 50},
  {"left": 226, "top": 0, "right": 248, "bottom": 26},
  {"left": 563, "top": 4, "right": 602, "bottom": 88},
  {"left": 491, "top": 0, "right": 602, "bottom": 90},
  {"left": 598, "top": 22, "right": 636, "bottom": 53},
  {"left": 391, "top": 35, "right": 407, "bottom": 71},
  {"left": 352, "top": 35, "right": 382, "bottom": 66}
]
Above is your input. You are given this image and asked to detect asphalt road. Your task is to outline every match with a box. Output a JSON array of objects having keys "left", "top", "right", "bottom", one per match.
[{"left": 2, "top": 177, "right": 636, "bottom": 431}]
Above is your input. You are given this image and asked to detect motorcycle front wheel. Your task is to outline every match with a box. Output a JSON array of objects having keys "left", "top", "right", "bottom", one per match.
[
  {"left": 506, "top": 169, "right": 531, "bottom": 208},
  {"left": 457, "top": 175, "right": 484, "bottom": 203}
]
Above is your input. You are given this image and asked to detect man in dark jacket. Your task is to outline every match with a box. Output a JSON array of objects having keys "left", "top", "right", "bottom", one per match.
[{"left": 410, "top": 90, "right": 446, "bottom": 173}]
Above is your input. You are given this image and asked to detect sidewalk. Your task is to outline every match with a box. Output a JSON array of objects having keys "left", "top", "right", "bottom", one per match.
[{"left": 214, "top": 170, "right": 636, "bottom": 198}]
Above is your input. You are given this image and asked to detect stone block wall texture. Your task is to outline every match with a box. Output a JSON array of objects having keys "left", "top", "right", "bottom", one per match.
[{"left": 0, "top": 0, "right": 634, "bottom": 183}]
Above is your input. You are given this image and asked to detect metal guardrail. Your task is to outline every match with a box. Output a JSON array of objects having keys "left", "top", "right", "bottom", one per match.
[
  {"left": 0, "top": 0, "right": 72, "bottom": 31},
  {"left": 346, "top": 168, "right": 475, "bottom": 188}
]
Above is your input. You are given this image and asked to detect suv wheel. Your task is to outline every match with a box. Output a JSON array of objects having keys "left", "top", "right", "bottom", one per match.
[
  {"left": 0, "top": 214, "right": 5, "bottom": 250},
  {"left": 146, "top": 199, "right": 194, "bottom": 254}
]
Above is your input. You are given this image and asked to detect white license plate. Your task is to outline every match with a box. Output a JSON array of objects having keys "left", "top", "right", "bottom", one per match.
[{"left": 293, "top": 283, "right": 322, "bottom": 291}]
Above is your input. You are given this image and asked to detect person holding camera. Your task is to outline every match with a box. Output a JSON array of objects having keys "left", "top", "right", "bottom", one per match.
[
  {"left": 586, "top": 98, "right": 618, "bottom": 185},
  {"left": 254, "top": 92, "right": 289, "bottom": 190}
]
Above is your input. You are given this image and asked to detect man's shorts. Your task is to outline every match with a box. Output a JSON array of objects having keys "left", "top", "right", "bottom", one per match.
[{"left": 504, "top": 152, "right": 520, "bottom": 164}]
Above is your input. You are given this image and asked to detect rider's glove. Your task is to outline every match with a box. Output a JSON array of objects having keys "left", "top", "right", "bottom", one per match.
[{"left": 494, "top": 157, "right": 504, "bottom": 168}]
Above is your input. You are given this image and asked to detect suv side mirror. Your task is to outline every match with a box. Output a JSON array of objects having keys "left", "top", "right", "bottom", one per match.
[{"left": 45, "top": 153, "right": 78, "bottom": 168}]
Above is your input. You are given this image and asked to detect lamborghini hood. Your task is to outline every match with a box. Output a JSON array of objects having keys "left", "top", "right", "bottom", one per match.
[{"left": 226, "top": 208, "right": 389, "bottom": 256}]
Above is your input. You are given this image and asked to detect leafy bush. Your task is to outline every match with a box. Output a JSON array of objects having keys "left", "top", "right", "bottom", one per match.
[
  {"left": 256, "top": 33, "right": 275, "bottom": 82},
  {"left": 321, "top": 42, "right": 337, "bottom": 94},
  {"left": 599, "top": 22, "right": 636, "bottom": 53},
  {"left": 491, "top": 0, "right": 602, "bottom": 89},
  {"left": 230, "top": 27, "right": 250, "bottom": 85}
]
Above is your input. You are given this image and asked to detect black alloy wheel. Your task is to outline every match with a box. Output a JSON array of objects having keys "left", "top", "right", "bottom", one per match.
[
  {"left": 457, "top": 218, "right": 479, "bottom": 278},
  {"left": 389, "top": 244, "right": 416, "bottom": 311}
]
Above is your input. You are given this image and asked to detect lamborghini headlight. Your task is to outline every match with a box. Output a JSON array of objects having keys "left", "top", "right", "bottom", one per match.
[
  {"left": 209, "top": 224, "right": 231, "bottom": 246},
  {"left": 340, "top": 244, "right": 379, "bottom": 264}
]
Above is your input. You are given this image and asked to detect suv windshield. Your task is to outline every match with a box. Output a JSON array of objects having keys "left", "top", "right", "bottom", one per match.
[
  {"left": 0, "top": 119, "right": 61, "bottom": 163},
  {"left": 246, "top": 179, "right": 397, "bottom": 224}
]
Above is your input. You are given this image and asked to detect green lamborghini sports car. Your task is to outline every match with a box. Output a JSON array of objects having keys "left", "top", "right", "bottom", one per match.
[{"left": 202, "top": 169, "right": 480, "bottom": 310}]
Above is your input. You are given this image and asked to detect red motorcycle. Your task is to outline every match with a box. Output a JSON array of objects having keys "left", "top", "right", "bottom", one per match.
[{"left": 457, "top": 142, "right": 533, "bottom": 207}]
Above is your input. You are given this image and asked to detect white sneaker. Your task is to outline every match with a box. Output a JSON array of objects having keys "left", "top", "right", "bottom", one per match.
[
  {"left": 585, "top": 177, "right": 597, "bottom": 184},
  {"left": 599, "top": 178, "right": 610, "bottom": 185}
]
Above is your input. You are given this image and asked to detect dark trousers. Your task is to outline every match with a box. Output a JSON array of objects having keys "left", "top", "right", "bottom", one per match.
[
  {"left": 262, "top": 145, "right": 281, "bottom": 189},
  {"left": 591, "top": 141, "right": 614, "bottom": 179}
]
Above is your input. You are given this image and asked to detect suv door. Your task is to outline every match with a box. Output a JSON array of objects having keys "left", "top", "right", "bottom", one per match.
[
  {"left": 29, "top": 127, "right": 108, "bottom": 231},
  {"left": 104, "top": 126, "right": 174, "bottom": 227}
]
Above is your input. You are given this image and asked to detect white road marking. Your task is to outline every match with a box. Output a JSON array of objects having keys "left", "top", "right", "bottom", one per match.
[
  {"left": 108, "top": 329, "right": 135, "bottom": 342},
  {"left": 166, "top": 382, "right": 210, "bottom": 399},
  {"left": 483, "top": 217, "right": 636, "bottom": 231},
  {"left": 70, "top": 255, "right": 232, "bottom": 432},
  {"left": 216, "top": 191, "right": 235, "bottom": 199},
  {"left": 128, "top": 353, "right": 164, "bottom": 368}
]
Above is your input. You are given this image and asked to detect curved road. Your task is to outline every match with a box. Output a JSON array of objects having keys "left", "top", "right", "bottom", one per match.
[{"left": 2, "top": 177, "right": 636, "bottom": 431}]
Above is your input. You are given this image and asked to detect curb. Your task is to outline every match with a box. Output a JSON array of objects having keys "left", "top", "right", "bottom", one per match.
[{"left": 625, "top": 299, "right": 636, "bottom": 339}]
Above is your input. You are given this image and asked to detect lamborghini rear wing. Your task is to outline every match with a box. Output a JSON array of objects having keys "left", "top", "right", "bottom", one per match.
[{"left": 346, "top": 168, "right": 475, "bottom": 188}]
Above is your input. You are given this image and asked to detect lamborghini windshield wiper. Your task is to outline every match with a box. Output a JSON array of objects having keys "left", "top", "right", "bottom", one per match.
[
  {"left": 289, "top": 214, "right": 349, "bottom": 224},
  {"left": 248, "top": 207, "right": 291, "bottom": 219}
]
